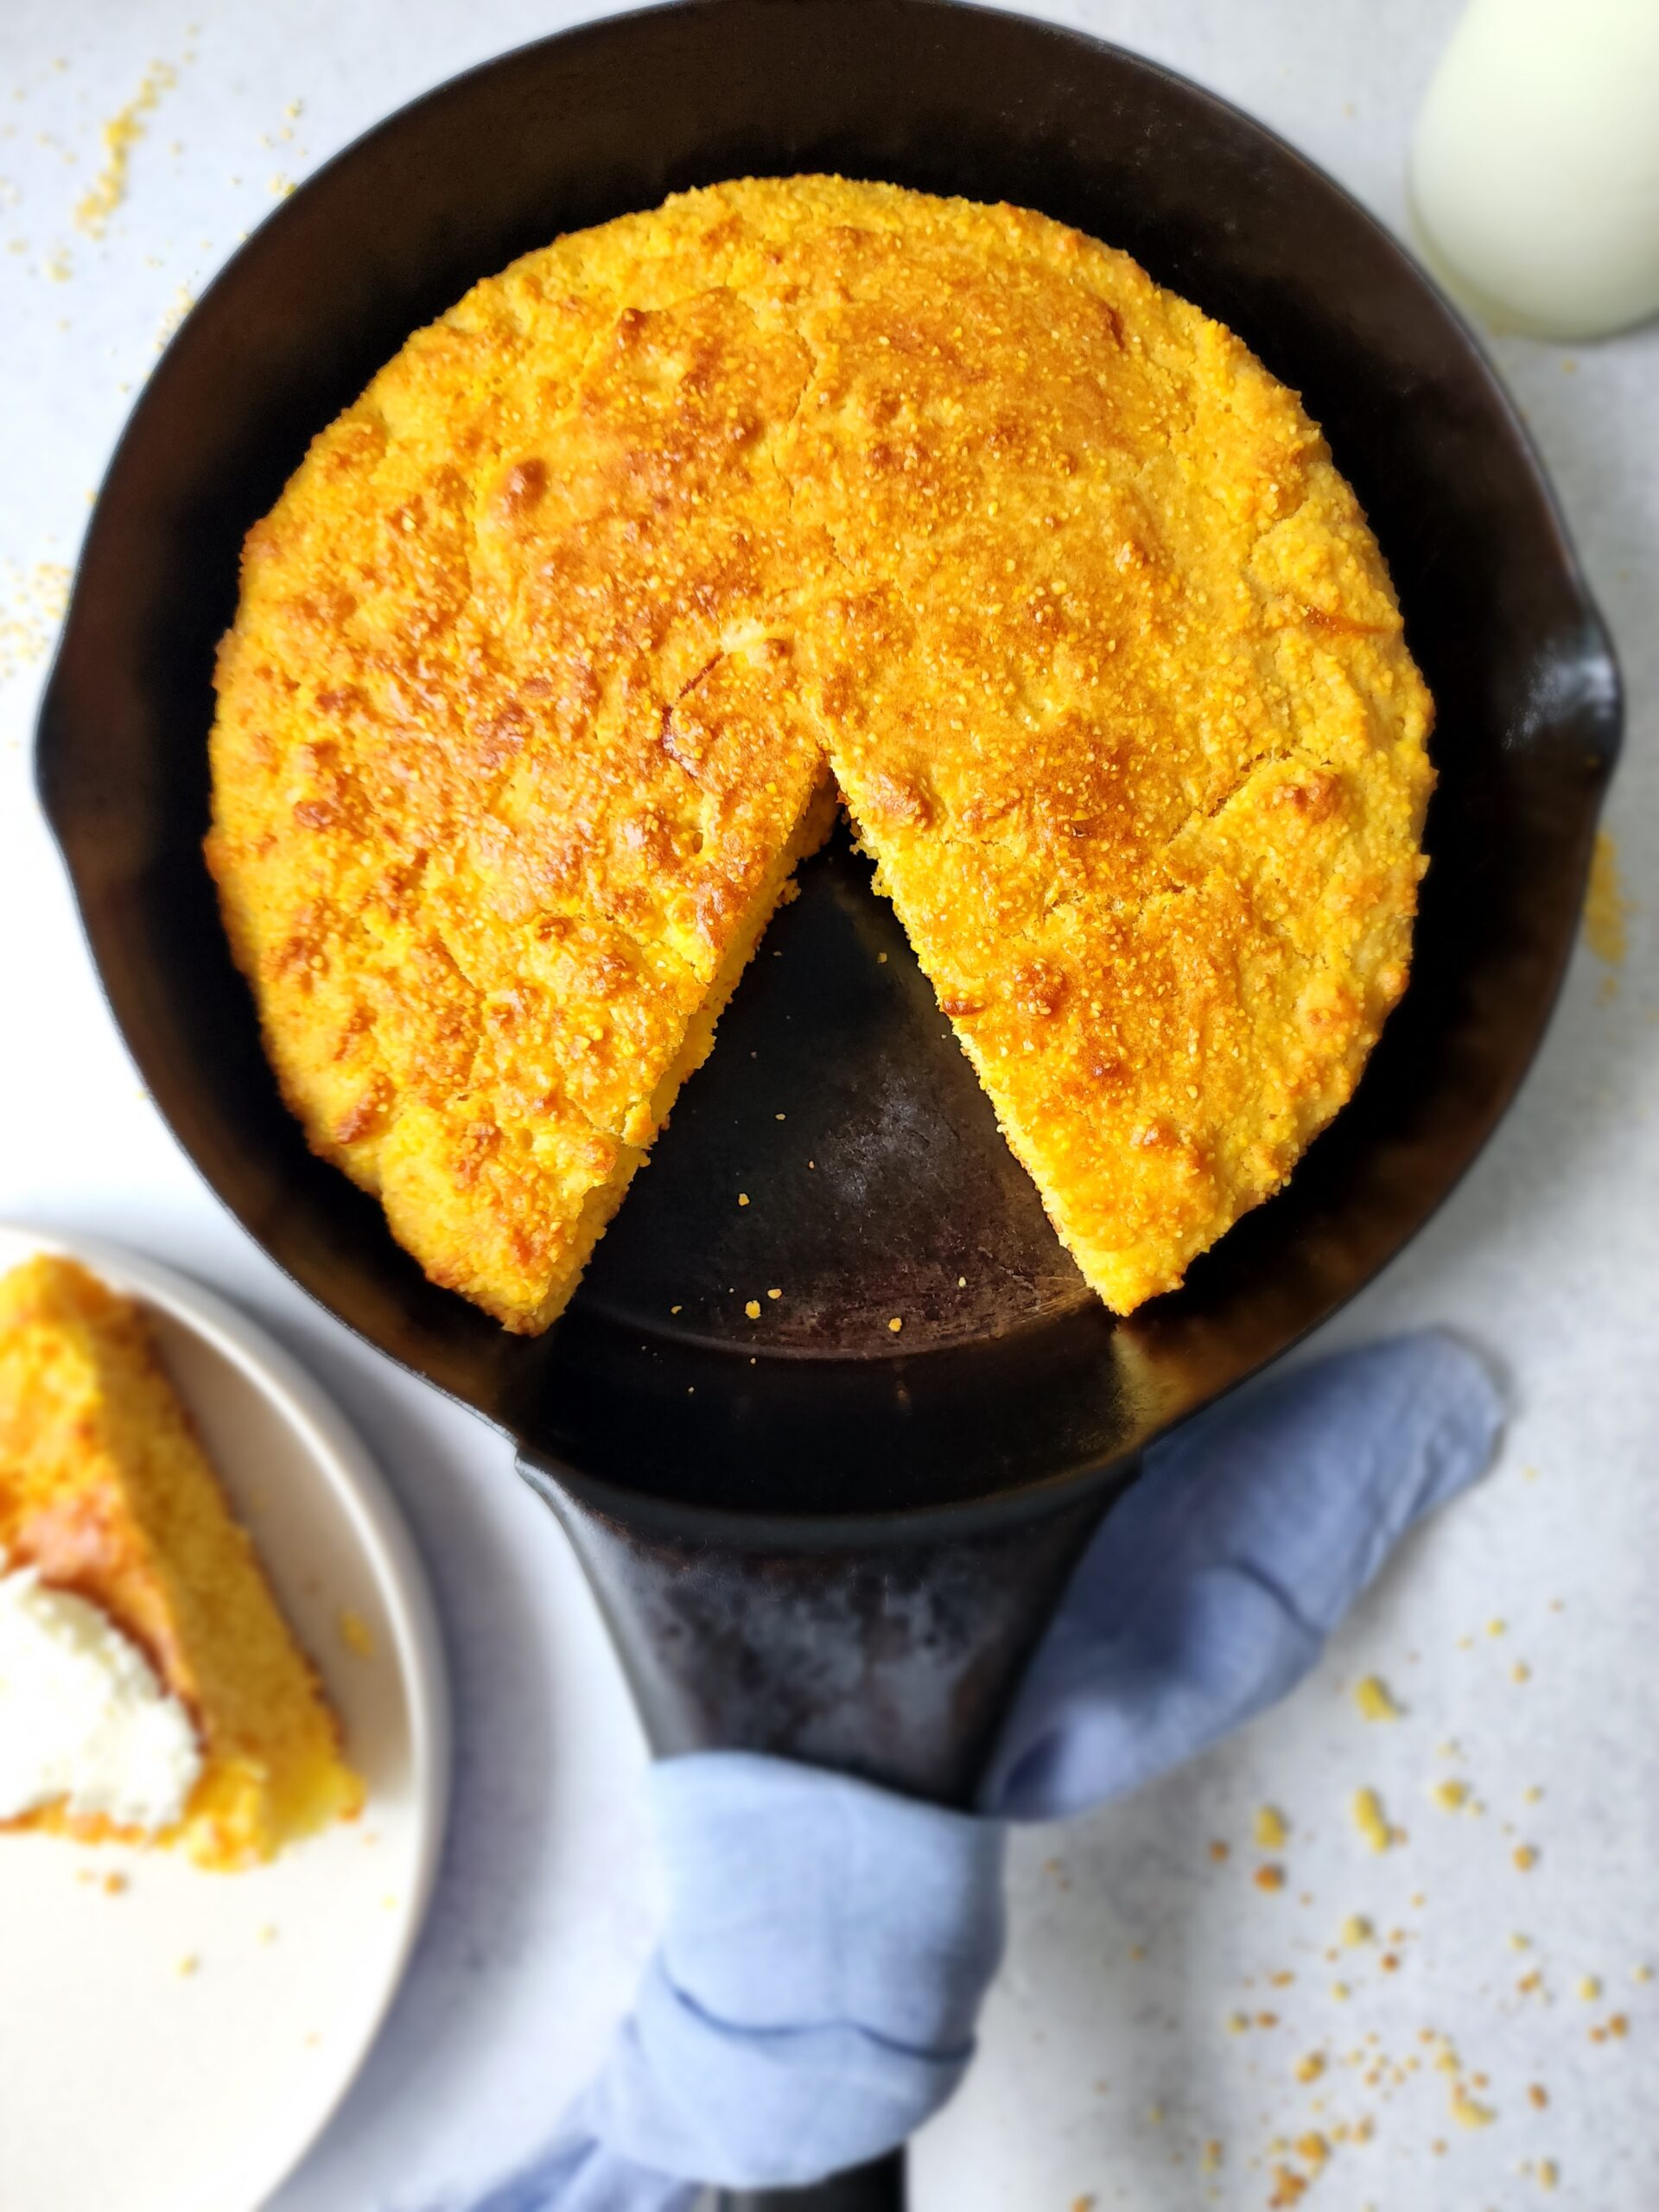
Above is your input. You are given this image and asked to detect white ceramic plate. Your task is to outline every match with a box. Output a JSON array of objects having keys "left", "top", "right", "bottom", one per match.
[{"left": 0, "top": 1226, "right": 450, "bottom": 2212}]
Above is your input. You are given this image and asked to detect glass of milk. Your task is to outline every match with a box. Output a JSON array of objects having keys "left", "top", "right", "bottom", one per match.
[{"left": 1410, "top": 0, "right": 1659, "bottom": 340}]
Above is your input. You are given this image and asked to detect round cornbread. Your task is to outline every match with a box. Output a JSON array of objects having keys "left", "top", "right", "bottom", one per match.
[{"left": 207, "top": 176, "right": 1433, "bottom": 1332}]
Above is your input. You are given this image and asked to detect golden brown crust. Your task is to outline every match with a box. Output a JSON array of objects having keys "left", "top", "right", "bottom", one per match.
[
  {"left": 0, "top": 1256, "right": 362, "bottom": 1867},
  {"left": 209, "top": 176, "right": 1432, "bottom": 1325}
]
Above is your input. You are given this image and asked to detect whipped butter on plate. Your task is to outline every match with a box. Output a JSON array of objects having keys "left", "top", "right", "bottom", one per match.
[{"left": 0, "top": 1549, "right": 200, "bottom": 1828}]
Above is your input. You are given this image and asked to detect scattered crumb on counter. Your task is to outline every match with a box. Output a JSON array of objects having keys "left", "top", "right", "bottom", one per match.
[
  {"left": 744, "top": 1300, "right": 760, "bottom": 1319},
  {"left": 176, "top": 1953, "right": 199, "bottom": 1977},
  {"left": 102, "top": 1871, "right": 127, "bottom": 1896},
  {"left": 1354, "top": 1675, "right": 1400, "bottom": 1721},
  {"left": 1577, "top": 1975, "right": 1602, "bottom": 2002},
  {"left": 1583, "top": 830, "right": 1632, "bottom": 975},
  {"left": 75, "top": 60, "right": 177, "bottom": 237},
  {"left": 1209, "top": 1839, "right": 1230, "bottom": 1862},
  {"left": 1350, "top": 1789, "right": 1396, "bottom": 1852},
  {"left": 1255, "top": 1804, "right": 1290, "bottom": 1849},
  {"left": 887, "top": 1317, "right": 903, "bottom": 1332},
  {"left": 1514, "top": 1844, "right": 1540, "bottom": 1872},
  {"left": 1339, "top": 1914, "right": 1373, "bottom": 1948},
  {"left": 1254, "top": 1865, "right": 1286, "bottom": 1892},
  {"left": 1432, "top": 1778, "right": 1471, "bottom": 1812},
  {"left": 1529, "top": 2082, "right": 1549, "bottom": 2108},
  {"left": 737, "top": 1192, "right": 749, "bottom": 1206},
  {"left": 766, "top": 1287, "right": 782, "bottom": 1300}
]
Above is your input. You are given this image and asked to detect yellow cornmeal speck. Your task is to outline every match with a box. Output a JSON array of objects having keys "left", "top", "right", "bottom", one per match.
[
  {"left": 1351, "top": 1789, "right": 1395, "bottom": 1852},
  {"left": 259, "top": 1923, "right": 278, "bottom": 1944},
  {"left": 1332, "top": 1981, "right": 1351, "bottom": 2000},
  {"left": 1147, "top": 2105, "right": 1165, "bottom": 2125},
  {"left": 1636, "top": 1965, "right": 1654, "bottom": 1984},
  {"left": 74, "top": 61, "right": 177, "bottom": 237},
  {"left": 1450, "top": 2088, "right": 1495, "bottom": 2127},
  {"left": 1340, "top": 1914, "right": 1373, "bottom": 1948},
  {"left": 1255, "top": 1804, "right": 1290, "bottom": 1849},
  {"left": 1294, "top": 2052, "right": 1325, "bottom": 2083},
  {"left": 156, "top": 281, "right": 195, "bottom": 349},
  {"left": 0, "top": 558, "right": 72, "bottom": 681},
  {"left": 1255, "top": 1864, "right": 1287, "bottom": 1891},
  {"left": 1511, "top": 1932, "right": 1532, "bottom": 1951},
  {"left": 766, "top": 1287, "right": 782, "bottom": 1300},
  {"left": 1433, "top": 1777, "right": 1471, "bottom": 1811},
  {"left": 1225, "top": 2011, "right": 1250, "bottom": 2034},
  {"left": 744, "top": 1300, "right": 760, "bottom": 1319},
  {"left": 1294, "top": 2133, "right": 1328, "bottom": 2165},
  {"left": 1524, "top": 1785, "right": 1544, "bottom": 1804},
  {"left": 176, "top": 1952, "right": 200, "bottom": 1977},
  {"left": 1201, "top": 2141, "right": 1224, "bottom": 2172},
  {"left": 1538, "top": 2160, "right": 1560, "bottom": 2191},
  {"left": 1512, "top": 1661, "right": 1531, "bottom": 1683},
  {"left": 888, "top": 1316, "right": 903, "bottom": 1332},
  {"left": 1578, "top": 1975, "right": 1602, "bottom": 2001},
  {"left": 1488, "top": 1618, "right": 1507, "bottom": 1637},
  {"left": 1354, "top": 1675, "right": 1400, "bottom": 1721},
  {"left": 737, "top": 1192, "right": 749, "bottom": 1206},
  {"left": 338, "top": 1609, "right": 375, "bottom": 1658},
  {"left": 103, "top": 1871, "right": 127, "bottom": 1896},
  {"left": 1515, "top": 1844, "right": 1540, "bottom": 1872},
  {"left": 1583, "top": 830, "right": 1633, "bottom": 974}
]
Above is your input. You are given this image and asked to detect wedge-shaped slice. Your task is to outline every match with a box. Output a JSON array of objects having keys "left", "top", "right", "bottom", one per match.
[
  {"left": 209, "top": 273, "right": 836, "bottom": 1330},
  {"left": 0, "top": 1255, "right": 361, "bottom": 1868}
]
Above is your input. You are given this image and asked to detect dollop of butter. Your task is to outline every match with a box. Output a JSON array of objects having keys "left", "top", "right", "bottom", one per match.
[{"left": 0, "top": 1549, "right": 201, "bottom": 1828}]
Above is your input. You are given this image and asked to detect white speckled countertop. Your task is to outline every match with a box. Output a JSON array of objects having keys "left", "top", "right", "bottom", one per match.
[{"left": 1, "top": 2, "right": 1654, "bottom": 2204}]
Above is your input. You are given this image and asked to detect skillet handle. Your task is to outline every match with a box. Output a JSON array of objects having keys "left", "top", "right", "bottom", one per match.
[{"left": 715, "top": 2150, "right": 905, "bottom": 2209}]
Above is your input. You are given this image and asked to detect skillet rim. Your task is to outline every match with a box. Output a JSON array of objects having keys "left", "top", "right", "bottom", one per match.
[{"left": 35, "top": 0, "right": 1623, "bottom": 1542}]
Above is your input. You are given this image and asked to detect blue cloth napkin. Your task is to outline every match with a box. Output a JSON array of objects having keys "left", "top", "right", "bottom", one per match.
[{"left": 471, "top": 1332, "right": 1502, "bottom": 2211}]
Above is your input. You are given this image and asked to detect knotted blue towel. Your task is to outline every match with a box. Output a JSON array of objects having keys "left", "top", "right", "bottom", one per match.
[{"left": 474, "top": 1332, "right": 1502, "bottom": 2211}]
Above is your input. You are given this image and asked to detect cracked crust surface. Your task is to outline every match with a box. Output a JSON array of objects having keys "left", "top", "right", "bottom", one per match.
[{"left": 207, "top": 175, "right": 1433, "bottom": 1329}]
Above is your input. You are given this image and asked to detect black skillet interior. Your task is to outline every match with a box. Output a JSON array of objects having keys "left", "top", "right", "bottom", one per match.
[{"left": 37, "top": 0, "right": 1619, "bottom": 1530}]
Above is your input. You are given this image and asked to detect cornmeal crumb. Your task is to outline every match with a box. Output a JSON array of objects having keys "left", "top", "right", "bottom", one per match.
[
  {"left": 1433, "top": 1778, "right": 1471, "bottom": 1811},
  {"left": 103, "top": 1871, "right": 127, "bottom": 1896},
  {"left": 1294, "top": 2052, "right": 1325, "bottom": 2083},
  {"left": 887, "top": 1317, "right": 903, "bottom": 1333},
  {"left": 1340, "top": 1915, "right": 1374, "bottom": 1948},
  {"left": 1514, "top": 1844, "right": 1539, "bottom": 1872},
  {"left": 737, "top": 1193, "right": 750, "bottom": 1206},
  {"left": 338, "top": 1609, "right": 374, "bottom": 1657},
  {"left": 744, "top": 1300, "right": 760, "bottom": 1319},
  {"left": 1209, "top": 1840, "right": 1230, "bottom": 1862},
  {"left": 1538, "top": 2158, "right": 1560, "bottom": 2190},
  {"left": 766, "top": 1287, "right": 782, "bottom": 1300},
  {"left": 1351, "top": 1789, "right": 1395, "bottom": 1852},
  {"left": 1578, "top": 1975, "right": 1602, "bottom": 2001},
  {"left": 1449, "top": 2088, "right": 1494, "bottom": 2127},
  {"left": 1255, "top": 1804, "right": 1290, "bottom": 1848},
  {"left": 1255, "top": 1865, "right": 1287, "bottom": 1892},
  {"left": 1529, "top": 2083, "right": 1548, "bottom": 2108},
  {"left": 1354, "top": 1675, "right": 1400, "bottom": 1721}
]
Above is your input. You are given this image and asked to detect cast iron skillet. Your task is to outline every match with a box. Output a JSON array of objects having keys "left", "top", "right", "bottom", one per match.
[{"left": 36, "top": 2, "right": 1618, "bottom": 2202}]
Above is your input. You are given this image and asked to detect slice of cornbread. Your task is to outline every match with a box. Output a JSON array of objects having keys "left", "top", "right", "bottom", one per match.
[{"left": 0, "top": 1255, "right": 362, "bottom": 1868}]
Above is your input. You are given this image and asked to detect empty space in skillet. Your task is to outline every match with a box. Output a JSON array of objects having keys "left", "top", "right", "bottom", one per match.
[{"left": 35, "top": 0, "right": 1619, "bottom": 1525}]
